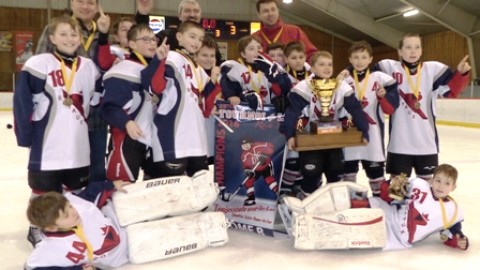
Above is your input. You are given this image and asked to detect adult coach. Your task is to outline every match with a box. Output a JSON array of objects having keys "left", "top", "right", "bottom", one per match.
[{"left": 253, "top": 0, "right": 317, "bottom": 61}]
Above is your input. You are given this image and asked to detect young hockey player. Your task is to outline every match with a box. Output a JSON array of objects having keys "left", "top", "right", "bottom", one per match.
[
  {"left": 371, "top": 164, "right": 469, "bottom": 250},
  {"left": 13, "top": 15, "right": 100, "bottom": 246},
  {"left": 342, "top": 41, "right": 399, "bottom": 196},
  {"left": 266, "top": 42, "right": 286, "bottom": 67},
  {"left": 280, "top": 164, "right": 468, "bottom": 251},
  {"left": 284, "top": 41, "right": 311, "bottom": 86},
  {"left": 36, "top": 0, "right": 110, "bottom": 184},
  {"left": 376, "top": 34, "right": 470, "bottom": 181},
  {"left": 142, "top": 21, "right": 220, "bottom": 177},
  {"left": 279, "top": 41, "right": 311, "bottom": 196},
  {"left": 100, "top": 23, "right": 162, "bottom": 182},
  {"left": 95, "top": 0, "right": 154, "bottom": 70},
  {"left": 194, "top": 36, "right": 223, "bottom": 165},
  {"left": 282, "top": 51, "right": 369, "bottom": 197},
  {"left": 95, "top": 16, "right": 134, "bottom": 70},
  {"left": 220, "top": 35, "right": 291, "bottom": 113},
  {"left": 24, "top": 173, "right": 228, "bottom": 269}
]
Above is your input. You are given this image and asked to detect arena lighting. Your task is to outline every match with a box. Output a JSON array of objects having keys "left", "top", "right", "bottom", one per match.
[
  {"left": 403, "top": 9, "right": 419, "bottom": 17},
  {"left": 283, "top": 0, "right": 293, "bottom": 4}
]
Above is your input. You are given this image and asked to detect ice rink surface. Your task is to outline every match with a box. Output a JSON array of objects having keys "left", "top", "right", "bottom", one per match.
[{"left": 0, "top": 111, "right": 478, "bottom": 270}]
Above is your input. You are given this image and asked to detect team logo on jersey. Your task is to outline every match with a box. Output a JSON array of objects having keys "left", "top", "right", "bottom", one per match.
[{"left": 399, "top": 90, "right": 427, "bottom": 119}]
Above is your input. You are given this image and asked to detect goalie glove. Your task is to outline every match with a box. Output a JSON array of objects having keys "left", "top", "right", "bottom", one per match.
[{"left": 388, "top": 174, "right": 409, "bottom": 201}]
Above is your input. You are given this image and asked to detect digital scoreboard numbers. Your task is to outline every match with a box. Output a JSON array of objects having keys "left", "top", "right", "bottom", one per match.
[
  {"left": 202, "top": 18, "right": 254, "bottom": 40},
  {"left": 152, "top": 16, "right": 258, "bottom": 40}
]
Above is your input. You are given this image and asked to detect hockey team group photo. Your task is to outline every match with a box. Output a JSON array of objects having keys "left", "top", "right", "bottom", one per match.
[{"left": 2, "top": 0, "right": 479, "bottom": 269}]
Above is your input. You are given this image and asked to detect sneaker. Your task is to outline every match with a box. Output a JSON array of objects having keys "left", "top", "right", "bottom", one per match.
[
  {"left": 27, "top": 226, "right": 44, "bottom": 247},
  {"left": 244, "top": 193, "right": 256, "bottom": 206}
]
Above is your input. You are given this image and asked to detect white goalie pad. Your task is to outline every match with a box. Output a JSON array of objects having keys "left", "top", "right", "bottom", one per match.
[
  {"left": 292, "top": 208, "right": 386, "bottom": 250},
  {"left": 278, "top": 182, "right": 368, "bottom": 236},
  {"left": 113, "top": 170, "right": 219, "bottom": 226},
  {"left": 127, "top": 211, "right": 229, "bottom": 264},
  {"left": 283, "top": 182, "right": 368, "bottom": 215}
]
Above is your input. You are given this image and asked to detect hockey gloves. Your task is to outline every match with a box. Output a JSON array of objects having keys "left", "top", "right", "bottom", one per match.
[
  {"left": 244, "top": 169, "right": 255, "bottom": 178},
  {"left": 271, "top": 95, "right": 288, "bottom": 114},
  {"left": 244, "top": 91, "right": 263, "bottom": 111},
  {"left": 254, "top": 53, "right": 279, "bottom": 81},
  {"left": 443, "top": 233, "right": 469, "bottom": 250}
]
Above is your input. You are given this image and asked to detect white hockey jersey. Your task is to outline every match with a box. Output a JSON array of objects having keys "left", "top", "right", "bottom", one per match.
[
  {"left": 377, "top": 60, "right": 452, "bottom": 155},
  {"left": 102, "top": 59, "right": 155, "bottom": 147},
  {"left": 14, "top": 53, "right": 99, "bottom": 171},
  {"left": 152, "top": 51, "right": 212, "bottom": 161},
  {"left": 343, "top": 71, "right": 397, "bottom": 161},
  {"left": 25, "top": 193, "right": 129, "bottom": 269},
  {"left": 369, "top": 178, "right": 464, "bottom": 250},
  {"left": 221, "top": 59, "right": 274, "bottom": 103}
]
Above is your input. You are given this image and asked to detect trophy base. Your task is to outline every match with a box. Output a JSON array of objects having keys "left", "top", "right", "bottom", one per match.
[
  {"left": 310, "top": 121, "right": 342, "bottom": 134},
  {"left": 294, "top": 128, "right": 365, "bottom": 151}
]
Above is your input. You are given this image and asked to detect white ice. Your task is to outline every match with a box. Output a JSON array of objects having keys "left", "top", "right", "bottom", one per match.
[{"left": 0, "top": 111, "right": 478, "bottom": 270}]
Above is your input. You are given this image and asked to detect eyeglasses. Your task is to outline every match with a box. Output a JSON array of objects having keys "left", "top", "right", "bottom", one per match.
[{"left": 134, "top": 36, "right": 157, "bottom": 43}]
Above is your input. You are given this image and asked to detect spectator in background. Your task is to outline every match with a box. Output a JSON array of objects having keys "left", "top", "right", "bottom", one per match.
[{"left": 253, "top": 0, "right": 317, "bottom": 61}]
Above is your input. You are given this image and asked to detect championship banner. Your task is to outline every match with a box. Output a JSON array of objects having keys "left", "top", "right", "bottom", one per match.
[{"left": 212, "top": 102, "right": 287, "bottom": 237}]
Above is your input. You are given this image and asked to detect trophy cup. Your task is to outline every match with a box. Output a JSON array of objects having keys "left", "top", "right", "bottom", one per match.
[
  {"left": 294, "top": 78, "right": 365, "bottom": 151},
  {"left": 309, "top": 78, "right": 342, "bottom": 134}
]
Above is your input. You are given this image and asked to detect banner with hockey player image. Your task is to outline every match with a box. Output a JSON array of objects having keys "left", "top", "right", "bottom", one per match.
[{"left": 212, "top": 102, "right": 287, "bottom": 237}]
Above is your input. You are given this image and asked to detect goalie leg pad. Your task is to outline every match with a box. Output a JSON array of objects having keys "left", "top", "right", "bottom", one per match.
[
  {"left": 113, "top": 170, "right": 219, "bottom": 226},
  {"left": 297, "top": 182, "right": 369, "bottom": 214},
  {"left": 292, "top": 208, "right": 386, "bottom": 250},
  {"left": 127, "top": 211, "right": 229, "bottom": 264}
]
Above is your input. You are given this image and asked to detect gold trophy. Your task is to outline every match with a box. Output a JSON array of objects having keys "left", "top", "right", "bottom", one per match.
[
  {"left": 309, "top": 78, "right": 342, "bottom": 134},
  {"left": 311, "top": 78, "right": 336, "bottom": 122},
  {"left": 294, "top": 77, "right": 365, "bottom": 151}
]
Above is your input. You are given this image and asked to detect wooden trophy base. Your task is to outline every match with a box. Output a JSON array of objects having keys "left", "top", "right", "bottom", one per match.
[{"left": 294, "top": 128, "right": 366, "bottom": 151}]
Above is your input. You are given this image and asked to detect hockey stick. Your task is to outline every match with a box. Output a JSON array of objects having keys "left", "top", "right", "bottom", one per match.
[
  {"left": 221, "top": 161, "right": 262, "bottom": 202},
  {"left": 213, "top": 115, "right": 234, "bottom": 133}
]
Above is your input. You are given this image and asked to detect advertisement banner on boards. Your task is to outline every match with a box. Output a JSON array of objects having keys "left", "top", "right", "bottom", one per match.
[
  {"left": 211, "top": 102, "right": 287, "bottom": 237},
  {"left": 15, "top": 31, "right": 34, "bottom": 71}
]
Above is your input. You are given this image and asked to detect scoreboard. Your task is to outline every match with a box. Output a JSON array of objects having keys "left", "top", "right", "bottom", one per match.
[
  {"left": 201, "top": 18, "right": 254, "bottom": 39},
  {"left": 149, "top": 15, "right": 258, "bottom": 40}
]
